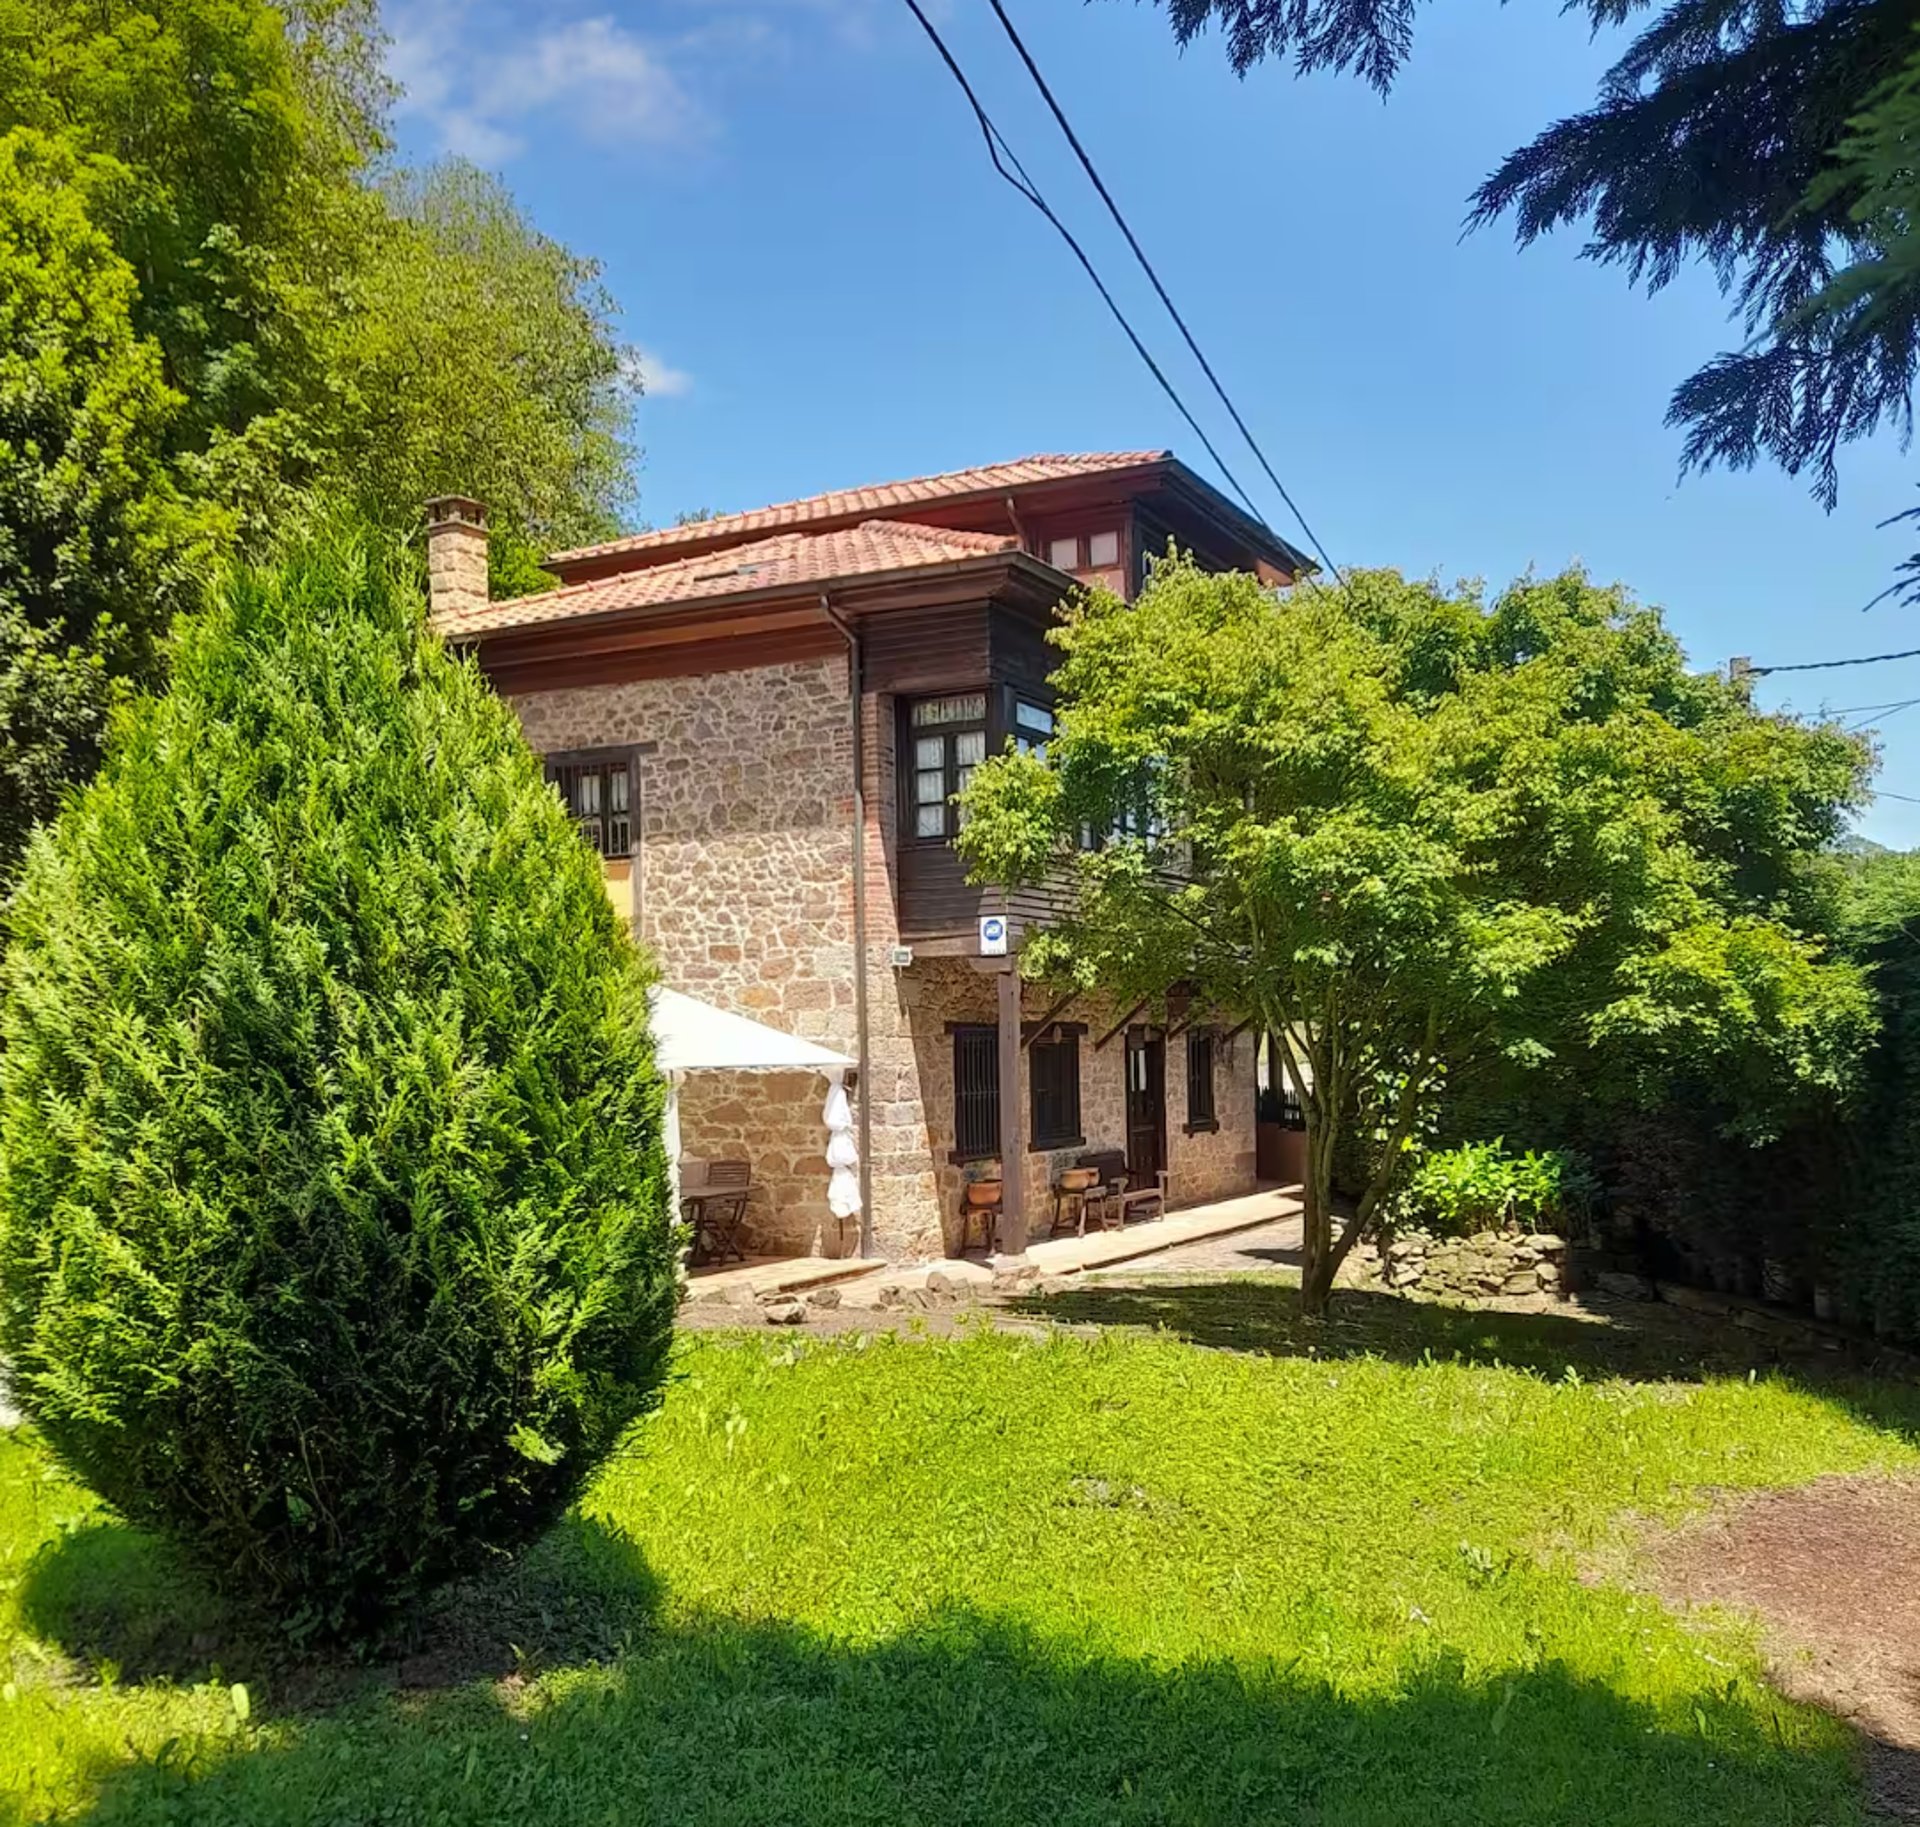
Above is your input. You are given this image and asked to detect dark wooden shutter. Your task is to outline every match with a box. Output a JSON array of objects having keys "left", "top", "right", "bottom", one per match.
[
  {"left": 1186, "top": 1031, "right": 1217, "bottom": 1129},
  {"left": 1030, "top": 1032, "right": 1081, "bottom": 1147}
]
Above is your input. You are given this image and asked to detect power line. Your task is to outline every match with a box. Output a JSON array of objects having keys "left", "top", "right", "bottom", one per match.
[
  {"left": 983, "top": 0, "right": 1344, "bottom": 587},
  {"left": 897, "top": 0, "right": 1275, "bottom": 550},
  {"left": 1748, "top": 645, "right": 1920, "bottom": 678},
  {"left": 1845, "top": 697, "right": 1920, "bottom": 733}
]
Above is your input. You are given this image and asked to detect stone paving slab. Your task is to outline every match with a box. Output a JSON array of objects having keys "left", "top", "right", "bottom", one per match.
[
  {"left": 1079, "top": 1209, "right": 1307, "bottom": 1280},
  {"left": 1029, "top": 1187, "right": 1303, "bottom": 1277},
  {"left": 683, "top": 1254, "right": 886, "bottom": 1307}
]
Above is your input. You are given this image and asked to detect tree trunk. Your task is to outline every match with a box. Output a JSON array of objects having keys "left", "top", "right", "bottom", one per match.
[{"left": 1298, "top": 1104, "right": 1339, "bottom": 1318}]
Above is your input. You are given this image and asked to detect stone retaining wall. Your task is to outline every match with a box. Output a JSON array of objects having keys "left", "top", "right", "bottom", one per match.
[{"left": 1351, "top": 1228, "right": 1570, "bottom": 1300}]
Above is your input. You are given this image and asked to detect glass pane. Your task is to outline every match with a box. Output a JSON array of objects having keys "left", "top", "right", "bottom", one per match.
[
  {"left": 1048, "top": 537, "right": 1080, "bottom": 569},
  {"left": 577, "top": 772, "right": 601, "bottom": 815},
  {"left": 913, "top": 694, "right": 986, "bottom": 728},
  {"left": 915, "top": 768, "right": 945, "bottom": 804},
  {"left": 955, "top": 729, "right": 986, "bottom": 766},
  {"left": 915, "top": 736, "right": 944, "bottom": 769},
  {"left": 916, "top": 804, "right": 945, "bottom": 838},
  {"left": 609, "top": 767, "right": 628, "bottom": 813},
  {"left": 1015, "top": 701, "right": 1053, "bottom": 734},
  {"left": 579, "top": 816, "right": 604, "bottom": 853},
  {"left": 1088, "top": 530, "right": 1120, "bottom": 567}
]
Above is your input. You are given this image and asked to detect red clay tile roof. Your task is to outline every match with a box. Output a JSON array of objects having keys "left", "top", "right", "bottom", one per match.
[
  {"left": 546, "top": 451, "right": 1169, "bottom": 568},
  {"left": 437, "top": 520, "right": 1029, "bottom": 640}
]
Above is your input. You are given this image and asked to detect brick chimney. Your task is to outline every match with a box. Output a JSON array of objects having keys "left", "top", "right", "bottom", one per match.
[{"left": 425, "top": 496, "right": 488, "bottom": 623}]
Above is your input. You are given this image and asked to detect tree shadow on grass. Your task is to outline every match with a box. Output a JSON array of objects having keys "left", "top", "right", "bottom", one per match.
[
  {"left": 18, "top": 1511, "right": 661, "bottom": 1711},
  {"left": 1012, "top": 1278, "right": 1920, "bottom": 1439},
  {"left": 54, "top": 1597, "right": 1885, "bottom": 1827},
  {"left": 16, "top": 1479, "right": 1900, "bottom": 1825}
]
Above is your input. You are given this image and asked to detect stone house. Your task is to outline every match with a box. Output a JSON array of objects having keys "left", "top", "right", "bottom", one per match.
[{"left": 427, "top": 452, "right": 1308, "bottom": 1261}]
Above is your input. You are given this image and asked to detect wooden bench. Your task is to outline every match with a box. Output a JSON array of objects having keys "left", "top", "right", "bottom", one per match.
[{"left": 1075, "top": 1150, "right": 1169, "bottom": 1229}]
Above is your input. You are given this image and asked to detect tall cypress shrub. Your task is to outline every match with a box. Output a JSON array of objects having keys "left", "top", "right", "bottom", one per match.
[{"left": 0, "top": 525, "right": 677, "bottom": 1639}]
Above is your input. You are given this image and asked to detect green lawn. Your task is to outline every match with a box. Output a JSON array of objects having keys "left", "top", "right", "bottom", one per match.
[{"left": 4, "top": 1290, "right": 1919, "bottom": 1826}]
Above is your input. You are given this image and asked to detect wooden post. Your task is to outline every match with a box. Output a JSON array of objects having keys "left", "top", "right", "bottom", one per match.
[{"left": 996, "top": 962, "right": 1027, "bottom": 1255}]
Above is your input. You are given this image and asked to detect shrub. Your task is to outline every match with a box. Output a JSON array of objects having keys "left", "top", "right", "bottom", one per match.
[
  {"left": 1396, "top": 1140, "right": 1593, "bottom": 1239},
  {"left": 0, "top": 525, "right": 678, "bottom": 1639}
]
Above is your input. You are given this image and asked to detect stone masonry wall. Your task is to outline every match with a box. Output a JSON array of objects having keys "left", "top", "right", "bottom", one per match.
[
  {"left": 1348, "top": 1229, "right": 1570, "bottom": 1300},
  {"left": 509, "top": 660, "right": 1259, "bottom": 1261},
  {"left": 512, "top": 659, "right": 856, "bottom": 1257},
  {"left": 881, "top": 961, "right": 1259, "bottom": 1257}
]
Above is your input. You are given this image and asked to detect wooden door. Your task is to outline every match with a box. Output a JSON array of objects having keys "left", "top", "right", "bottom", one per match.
[{"left": 1125, "top": 1031, "right": 1166, "bottom": 1185}]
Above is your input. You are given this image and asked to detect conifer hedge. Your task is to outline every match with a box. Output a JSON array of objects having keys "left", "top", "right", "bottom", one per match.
[{"left": 0, "top": 528, "right": 678, "bottom": 1638}]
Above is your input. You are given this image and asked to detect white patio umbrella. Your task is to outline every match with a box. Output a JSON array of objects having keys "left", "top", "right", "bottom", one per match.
[{"left": 646, "top": 986, "right": 859, "bottom": 1234}]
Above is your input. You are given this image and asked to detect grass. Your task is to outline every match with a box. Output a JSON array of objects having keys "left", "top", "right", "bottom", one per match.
[{"left": 4, "top": 1287, "right": 1919, "bottom": 1825}]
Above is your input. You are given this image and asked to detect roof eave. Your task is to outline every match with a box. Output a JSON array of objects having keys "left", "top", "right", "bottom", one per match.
[
  {"left": 438, "top": 547, "right": 1066, "bottom": 647},
  {"left": 1157, "top": 458, "right": 1314, "bottom": 578}
]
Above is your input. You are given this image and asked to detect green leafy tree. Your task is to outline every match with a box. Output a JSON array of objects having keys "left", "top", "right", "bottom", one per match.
[
  {"left": 0, "top": 524, "right": 678, "bottom": 1639},
  {"left": 1142, "top": 0, "right": 1920, "bottom": 595},
  {"left": 324, "top": 162, "right": 636, "bottom": 583},
  {"left": 959, "top": 559, "right": 1873, "bottom": 1314},
  {"left": 0, "top": 1, "right": 638, "bottom": 555},
  {"left": 0, "top": 127, "right": 201, "bottom": 885},
  {"left": 0, "top": 0, "right": 388, "bottom": 536}
]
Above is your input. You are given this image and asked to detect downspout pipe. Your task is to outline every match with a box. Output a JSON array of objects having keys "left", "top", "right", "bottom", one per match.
[{"left": 821, "top": 593, "right": 877, "bottom": 1258}]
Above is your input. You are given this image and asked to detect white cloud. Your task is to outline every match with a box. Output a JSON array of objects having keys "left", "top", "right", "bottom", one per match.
[
  {"left": 388, "top": 3, "right": 710, "bottom": 164},
  {"left": 621, "top": 346, "right": 694, "bottom": 399}
]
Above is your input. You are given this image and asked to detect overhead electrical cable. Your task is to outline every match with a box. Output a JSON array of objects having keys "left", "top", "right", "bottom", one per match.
[
  {"left": 982, "top": 0, "right": 1345, "bottom": 586},
  {"left": 1747, "top": 645, "right": 1920, "bottom": 678},
  {"left": 898, "top": 0, "right": 1276, "bottom": 548}
]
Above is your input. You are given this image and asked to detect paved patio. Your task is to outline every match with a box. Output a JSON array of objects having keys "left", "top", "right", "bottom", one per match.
[
  {"left": 681, "top": 1186, "right": 1306, "bottom": 1312},
  {"left": 1080, "top": 1206, "right": 1305, "bottom": 1279}
]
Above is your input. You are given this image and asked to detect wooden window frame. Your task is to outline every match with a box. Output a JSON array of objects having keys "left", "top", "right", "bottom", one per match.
[
  {"left": 543, "top": 745, "right": 646, "bottom": 862},
  {"left": 1028, "top": 1026, "right": 1084, "bottom": 1152},
  {"left": 902, "top": 693, "right": 990, "bottom": 846},
  {"left": 949, "top": 1023, "right": 1001, "bottom": 1164},
  {"left": 1041, "top": 528, "right": 1124, "bottom": 574},
  {"left": 1184, "top": 1028, "right": 1219, "bottom": 1134}
]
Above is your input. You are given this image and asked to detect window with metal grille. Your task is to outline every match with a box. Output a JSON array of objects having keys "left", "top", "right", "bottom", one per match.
[
  {"left": 1029, "top": 1029, "right": 1081, "bottom": 1149},
  {"left": 1185, "top": 1029, "right": 1218, "bottom": 1132},
  {"left": 906, "top": 693, "right": 987, "bottom": 841},
  {"left": 546, "top": 752, "right": 634, "bottom": 860},
  {"left": 952, "top": 1025, "right": 1000, "bottom": 1161}
]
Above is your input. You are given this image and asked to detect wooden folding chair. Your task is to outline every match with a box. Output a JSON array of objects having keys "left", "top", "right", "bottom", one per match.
[{"left": 687, "top": 1158, "right": 753, "bottom": 1264}]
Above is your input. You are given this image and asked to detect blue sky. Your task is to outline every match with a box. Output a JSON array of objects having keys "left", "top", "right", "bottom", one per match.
[{"left": 385, "top": 0, "right": 1920, "bottom": 845}]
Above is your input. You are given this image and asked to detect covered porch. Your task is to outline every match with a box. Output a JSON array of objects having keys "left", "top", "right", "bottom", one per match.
[{"left": 652, "top": 987, "right": 867, "bottom": 1266}]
